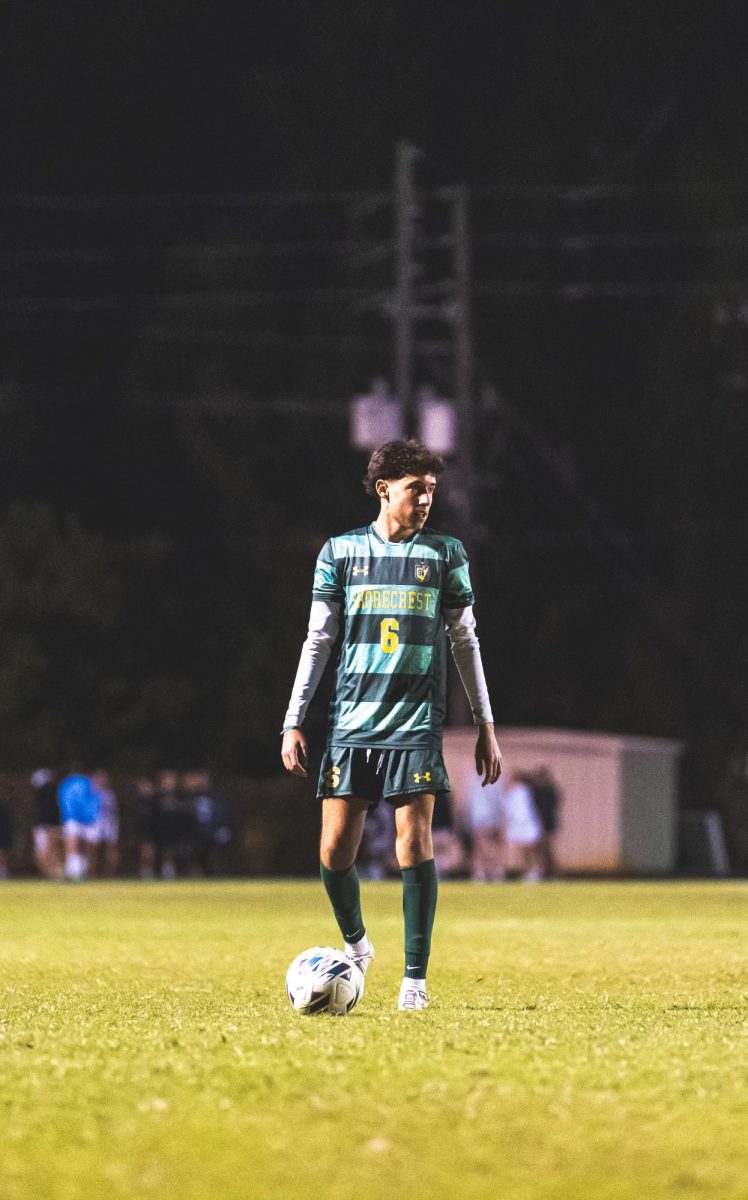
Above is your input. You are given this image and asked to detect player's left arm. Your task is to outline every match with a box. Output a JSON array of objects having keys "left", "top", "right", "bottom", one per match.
[
  {"left": 474, "top": 721, "right": 502, "bottom": 787},
  {"left": 444, "top": 605, "right": 502, "bottom": 786}
]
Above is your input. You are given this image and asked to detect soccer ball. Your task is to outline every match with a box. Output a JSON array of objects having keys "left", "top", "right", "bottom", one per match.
[{"left": 285, "top": 946, "right": 363, "bottom": 1016}]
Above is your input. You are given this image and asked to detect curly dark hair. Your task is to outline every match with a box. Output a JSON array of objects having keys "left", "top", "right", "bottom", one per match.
[{"left": 363, "top": 439, "right": 446, "bottom": 495}]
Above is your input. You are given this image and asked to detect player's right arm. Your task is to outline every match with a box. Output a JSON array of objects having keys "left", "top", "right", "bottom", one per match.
[
  {"left": 281, "top": 539, "right": 343, "bottom": 777},
  {"left": 281, "top": 597, "right": 341, "bottom": 777}
]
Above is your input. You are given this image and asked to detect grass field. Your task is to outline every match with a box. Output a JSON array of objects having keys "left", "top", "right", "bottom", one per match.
[{"left": 1, "top": 880, "right": 747, "bottom": 1200}]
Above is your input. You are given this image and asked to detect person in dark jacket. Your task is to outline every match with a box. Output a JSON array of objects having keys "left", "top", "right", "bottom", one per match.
[
  {"left": 31, "top": 768, "right": 63, "bottom": 879},
  {"left": 531, "top": 765, "right": 562, "bottom": 879}
]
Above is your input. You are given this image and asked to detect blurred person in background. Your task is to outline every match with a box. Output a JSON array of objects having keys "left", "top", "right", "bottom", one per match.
[
  {"left": 467, "top": 773, "right": 505, "bottom": 882},
  {"left": 717, "top": 752, "right": 748, "bottom": 875},
  {"left": 91, "top": 770, "right": 120, "bottom": 877},
  {"left": 31, "top": 768, "right": 63, "bottom": 879},
  {"left": 155, "top": 769, "right": 192, "bottom": 878},
  {"left": 181, "top": 770, "right": 233, "bottom": 876},
  {"left": 134, "top": 775, "right": 160, "bottom": 879},
  {"left": 503, "top": 771, "right": 544, "bottom": 882},
  {"left": 0, "top": 790, "right": 13, "bottom": 879},
  {"left": 531, "top": 765, "right": 562, "bottom": 879},
  {"left": 58, "top": 769, "right": 100, "bottom": 880}
]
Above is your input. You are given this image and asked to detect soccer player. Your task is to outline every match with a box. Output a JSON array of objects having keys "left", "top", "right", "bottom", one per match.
[
  {"left": 30, "top": 768, "right": 63, "bottom": 879},
  {"left": 58, "top": 770, "right": 100, "bottom": 880},
  {"left": 282, "top": 439, "right": 501, "bottom": 1011},
  {"left": 90, "top": 770, "right": 120, "bottom": 878}
]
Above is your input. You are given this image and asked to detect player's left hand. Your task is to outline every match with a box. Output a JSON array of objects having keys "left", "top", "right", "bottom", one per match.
[{"left": 475, "top": 722, "right": 502, "bottom": 787}]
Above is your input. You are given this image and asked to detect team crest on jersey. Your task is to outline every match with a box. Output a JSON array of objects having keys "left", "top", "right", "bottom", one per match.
[{"left": 415, "top": 562, "right": 430, "bottom": 583}]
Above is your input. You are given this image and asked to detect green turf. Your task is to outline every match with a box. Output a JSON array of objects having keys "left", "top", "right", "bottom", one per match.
[{"left": 1, "top": 881, "right": 747, "bottom": 1200}]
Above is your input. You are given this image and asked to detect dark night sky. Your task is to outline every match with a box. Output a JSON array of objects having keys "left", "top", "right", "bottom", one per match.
[
  {"left": 1, "top": 2, "right": 747, "bottom": 796},
  {"left": 3, "top": 1, "right": 746, "bottom": 193}
]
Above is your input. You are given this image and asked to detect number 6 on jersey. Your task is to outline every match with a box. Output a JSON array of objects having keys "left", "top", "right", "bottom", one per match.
[{"left": 380, "top": 617, "right": 399, "bottom": 653}]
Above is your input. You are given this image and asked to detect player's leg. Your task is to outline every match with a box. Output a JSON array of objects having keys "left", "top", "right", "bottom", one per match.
[
  {"left": 470, "top": 827, "right": 490, "bottom": 882},
  {"left": 32, "top": 826, "right": 50, "bottom": 878},
  {"left": 393, "top": 792, "right": 436, "bottom": 1010},
  {"left": 85, "top": 828, "right": 101, "bottom": 879},
  {"left": 104, "top": 835, "right": 120, "bottom": 878},
  {"left": 320, "top": 795, "right": 374, "bottom": 971},
  {"left": 540, "top": 831, "right": 558, "bottom": 879},
  {"left": 318, "top": 748, "right": 377, "bottom": 971},
  {"left": 488, "top": 828, "right": 507, "bottom": 882},
  {"left": 139, "top": 838, "right": 156, "bottom": 879},
  {"left": 63, "top": 822, "right": 87, "bottom": 880},
  {"left": 320, "top": 795, "right": 369, "bottom": 871},
  {"left": 46, "top": 826, "right": 64, "bottom": 880},
  {"left": 521, "top": 839, "right": 544, "bottom": 882}
]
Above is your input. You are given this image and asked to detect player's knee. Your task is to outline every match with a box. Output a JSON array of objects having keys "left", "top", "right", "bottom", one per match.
[
  {"left": 320, "top": 832, "right": 355, "bottom": 871},
  {"left": 395, "top": 827, "right": 432, "bottom": 867}
]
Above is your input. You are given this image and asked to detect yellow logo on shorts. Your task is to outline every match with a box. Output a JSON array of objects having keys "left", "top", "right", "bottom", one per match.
[
  {"left": 324, "top": 766, "right": 340, "bottom": 789},
  {"left": 413, "top": 771, "right": 432, "bottom": 784}
]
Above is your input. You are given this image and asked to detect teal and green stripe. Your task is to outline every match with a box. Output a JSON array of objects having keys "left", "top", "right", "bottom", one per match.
[
  {"left": 338, "top": 674, "right": 432, "bottom": 706},
  {"left": 336, "top": 699, "right": 432, "bottom": 736},
  {"left": 343, "top": 643, "right": 432, "bottom": 676}
]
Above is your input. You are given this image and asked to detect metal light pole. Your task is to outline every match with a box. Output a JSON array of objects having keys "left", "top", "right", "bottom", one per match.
[
  {"left": 445, "top": 183, "right": 476, "bottom": 726},
  {"left": 451, "top": 183, "right": 475, "bottom": 546},
  {"left": 393, "top": 142, "right": 420, "bottom": 437}
]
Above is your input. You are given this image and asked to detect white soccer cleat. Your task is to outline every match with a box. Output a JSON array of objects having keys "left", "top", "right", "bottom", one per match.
[
  {"left": 345, "top": 939, "right": 375, "bottom": 977},
  {"left": 398, "top": 980, "right": 430, "bottom": 1011}
]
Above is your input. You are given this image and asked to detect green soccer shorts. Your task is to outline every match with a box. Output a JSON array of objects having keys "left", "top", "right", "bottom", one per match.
[{"left": 317, "top": 744, "right": 450, "bottom": 806}]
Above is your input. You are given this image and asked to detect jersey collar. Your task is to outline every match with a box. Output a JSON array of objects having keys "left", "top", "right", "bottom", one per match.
[{"left": 370, "top": 522, "right": 420, "bottom": 546}]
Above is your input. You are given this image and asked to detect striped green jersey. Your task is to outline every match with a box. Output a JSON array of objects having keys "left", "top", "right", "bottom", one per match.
[{"left": 313, "top": 524, "right": 475, "bottom": 749}]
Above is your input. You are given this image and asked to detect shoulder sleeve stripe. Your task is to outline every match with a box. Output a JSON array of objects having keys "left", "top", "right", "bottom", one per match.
[
  {"left": 443, "top": 560, "right": 474, "bottom": 608},
  {"left": 313, "top": 540, "right": 344, "bottom": 601}
]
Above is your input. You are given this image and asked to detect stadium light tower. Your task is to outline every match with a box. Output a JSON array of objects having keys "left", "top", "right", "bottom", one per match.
[{"left": 349, "top": 144, "right": 474, "bottom": 484}]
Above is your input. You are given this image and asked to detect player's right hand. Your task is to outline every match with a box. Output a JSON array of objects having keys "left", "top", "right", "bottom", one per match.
[{"left": 281, "top": 728, "right": 308, "bottom": 778}]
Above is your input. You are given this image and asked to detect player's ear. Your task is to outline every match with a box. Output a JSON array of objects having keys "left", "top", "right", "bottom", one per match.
[{"left": 375, "top": 479, "right": 389, "bottom": 501}]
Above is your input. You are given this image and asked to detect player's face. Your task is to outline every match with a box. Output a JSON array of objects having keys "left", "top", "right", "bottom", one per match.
[{"left": 381, "top": 473, "right": 436, "bottom": 531}]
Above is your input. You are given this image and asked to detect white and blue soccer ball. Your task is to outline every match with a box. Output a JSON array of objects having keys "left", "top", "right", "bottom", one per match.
[{"left": 285, "top": 946, "right": 363, "bottom": 1016}]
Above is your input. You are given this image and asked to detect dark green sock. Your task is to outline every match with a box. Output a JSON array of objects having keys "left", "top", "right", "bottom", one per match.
[
  {"left": 401, "top": 858, "right": 438, "bottom": 980},
  {"left": 320, "top": 863, "right": 366, "bottom": 944}
]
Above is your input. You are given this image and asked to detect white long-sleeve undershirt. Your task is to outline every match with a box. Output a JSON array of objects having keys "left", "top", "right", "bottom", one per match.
[
  {"left": 282, "top": 598, "right": 493, "bottom": 730},
  {"left": 443, "top": 606, "right": 494, "bottom": 725},
  {"left": 283, "top": 600, "right": 341, "bottom": 730}
]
